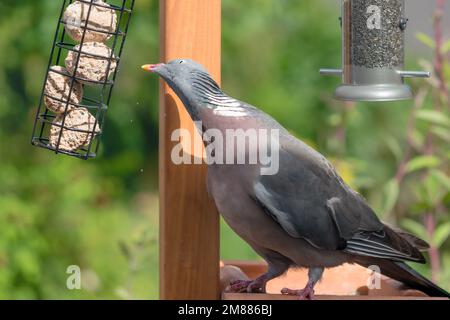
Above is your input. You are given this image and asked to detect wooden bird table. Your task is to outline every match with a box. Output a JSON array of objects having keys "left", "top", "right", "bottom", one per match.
[{"left": 220, "top": 261, "right": 449, "bottom": 300}]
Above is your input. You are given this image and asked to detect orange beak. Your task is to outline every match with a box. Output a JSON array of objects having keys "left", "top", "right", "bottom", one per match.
[{"left": 141, "top": 63, "right": 164, "bottom": 72}]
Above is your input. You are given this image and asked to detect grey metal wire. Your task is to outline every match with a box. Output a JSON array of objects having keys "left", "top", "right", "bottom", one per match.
[{"left": 31, "top": 0, "right": 135, "bottom": 159}]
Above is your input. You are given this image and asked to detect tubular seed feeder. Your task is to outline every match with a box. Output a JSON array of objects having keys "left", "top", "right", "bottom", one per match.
[{"left": 320, "top": 0, "right": 430, "bottom": 101}]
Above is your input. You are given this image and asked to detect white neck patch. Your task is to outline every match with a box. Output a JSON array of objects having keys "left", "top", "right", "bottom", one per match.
[
  {"left": 204, "top": 95, "right": 248, "bottom": 117},
  {"left": 213, "top": 108, "right": 248, "bottom": 117}
]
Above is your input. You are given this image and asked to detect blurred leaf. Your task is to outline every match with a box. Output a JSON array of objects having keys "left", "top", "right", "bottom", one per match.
[
  {"left": 444, "top": 59, "right": 450, "bottom": 78},
  {"left": 415, "top": 110, "right": 450, "bottom": 128},
  {"left": 332, "top": 159, "right": 355, "bottom": 186},
  {"left": 384, "top": 134, "right": 402, "bottom": 162},
  {"left": 433, "top": 222, "right": 450, "bottom": 248},
  {"left": 424, "top": 173, "right": 447, "bottom": 206},
  {"left": 443, "top": 40, "right": 450, "bottom": 54},
  {"left": 429, "top": 170, "right": 450, "bottom": 191},
  {"left": 431, "top": 126, "right": 450, "bottom": 143},
  {"left": 381, "top": 179, "right": 399, "bottom": 217},
  {"left": 401, "top": 218, "right": 428, "bottom": 241},
  {"left": 405, "top": 155, "right": 440, "bottom": 173},
  {"left": 327, "top": 113, "right": 342, "bottom": 127},
  {"left": 416, "top": 32, "right": 436, "bottom": 49},
  {"left": 409, "top": 174, "right": 446, "bottom": 212},
  {"left": 114, "top": 287, "right": 132, "bottom": 300},
  {"left": 441, "top": 253, "right": 450, "bottom": 290},
  {"left": 412, "top": 128, "right": 425, "bottom": 148},
  {"left": 410, "top": 200, "right": 431, "bottom": 216},
  {"left": 118, "top": 241, "right": 132, "bottom": 260}
]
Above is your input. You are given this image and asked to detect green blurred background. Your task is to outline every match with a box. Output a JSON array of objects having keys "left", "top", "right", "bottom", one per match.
[{"left": 0, "top": 0, "right": 449, "bottom": 299}]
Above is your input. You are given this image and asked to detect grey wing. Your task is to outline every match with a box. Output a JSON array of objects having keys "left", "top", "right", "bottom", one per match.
[{"left": 253, "top": 136, "right": 425, "bottom": 263}]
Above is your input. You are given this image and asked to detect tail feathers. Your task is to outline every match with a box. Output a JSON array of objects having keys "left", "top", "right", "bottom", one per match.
[
  {"left": 355, "top": 257, "right": 450, "bottom": 298},
  {"left": 386, "top": 224, "right": 430, "bottom": 251},
  {"left": 399, "top": 233, "right": 430, "bottom": 251}
]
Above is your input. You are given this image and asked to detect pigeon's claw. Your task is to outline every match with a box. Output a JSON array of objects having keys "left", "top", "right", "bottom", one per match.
[
  {"left": 227, "top": 276, "right": 267, "bottom": 294},
  {"left": 281, "top": 283, "right": 316, "bottom": 300},
  {"left": 228, "top": 280, "right": 254, "bottom": 293}
]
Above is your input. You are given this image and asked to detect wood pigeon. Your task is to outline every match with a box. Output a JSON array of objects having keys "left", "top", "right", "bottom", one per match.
[{"left": 143, "top": 59, "right": 449, "bottom": 299}]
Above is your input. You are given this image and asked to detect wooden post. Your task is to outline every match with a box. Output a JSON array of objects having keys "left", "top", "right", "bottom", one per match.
[{"left": 159, "top": 0, "right": 221, "bottom": 300}]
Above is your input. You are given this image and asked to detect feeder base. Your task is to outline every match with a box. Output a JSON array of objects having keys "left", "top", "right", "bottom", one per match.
[{"left": 334, "top": 84, "right": 413, "bottom": 102}]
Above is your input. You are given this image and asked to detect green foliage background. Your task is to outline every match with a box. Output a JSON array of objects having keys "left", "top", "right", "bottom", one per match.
[{"left": 0, "top": 0, "right": 449, "bottom": 299}]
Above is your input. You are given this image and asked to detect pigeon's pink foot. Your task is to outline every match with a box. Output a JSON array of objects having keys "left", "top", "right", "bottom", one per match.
[
  {"left": 228, "top": 280, "right": 255, "bottom": 293},
  {"left": 281, "top": 283, "right": 315, "bottom": 300},
  {"left": 227, "top": 276, "right": 267, "bottom": 293}
]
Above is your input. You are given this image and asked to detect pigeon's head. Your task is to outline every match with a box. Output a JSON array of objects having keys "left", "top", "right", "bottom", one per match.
[
  {"left": 142, "top": 59, "right": 223, "bottom": 117},
  {"left": 142, "top": 58, "right": 210, "bottom": 78}
]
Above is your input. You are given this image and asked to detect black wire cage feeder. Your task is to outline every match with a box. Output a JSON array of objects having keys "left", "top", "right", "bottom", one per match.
[{"left": 31, "top": 0, "right": 135, "bottom": 159}]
